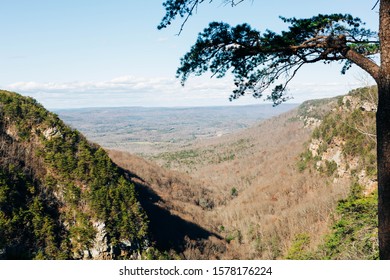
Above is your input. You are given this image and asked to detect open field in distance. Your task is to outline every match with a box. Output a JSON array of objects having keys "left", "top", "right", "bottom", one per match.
[{"left": 56, "top": 104, "right": 298, "bottom": 155}]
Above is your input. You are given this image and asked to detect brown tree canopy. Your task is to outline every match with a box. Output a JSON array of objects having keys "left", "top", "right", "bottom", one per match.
[{"left": 159, "top": 0, "right": 390, "bottom": 260}]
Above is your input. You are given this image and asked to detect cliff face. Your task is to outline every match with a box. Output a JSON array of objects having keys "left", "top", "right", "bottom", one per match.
[
  {"left": 0, "top": 90, "right": 150, "bottom": 259},
  {"left": 294, "top": 86, "right": 379, "bottom": 259},
  {"left": 300, "top": 87, "right": 377, "bottom": 193}
]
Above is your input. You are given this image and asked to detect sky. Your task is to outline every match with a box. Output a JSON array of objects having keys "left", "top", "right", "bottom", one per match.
[{"left": 0, "top": 0, "right": 380, "bottom": 109}]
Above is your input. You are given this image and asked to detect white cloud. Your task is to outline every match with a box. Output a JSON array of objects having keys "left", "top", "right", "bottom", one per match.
[
  {"left": 7, "top": 75, "right": 230, "bottom": 94},
  {"left": 7, "top": 76, "right": 160, "bottom": 94},
  {"left": 3, "top": 75, "right": 367, "bottom": 109},
  {"left": 4, "top": 76, "right": 236, "bottom": 108}
]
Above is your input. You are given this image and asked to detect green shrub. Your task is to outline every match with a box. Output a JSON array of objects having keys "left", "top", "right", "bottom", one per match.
[
  {"left": 325, "top": 160, "right": 338, "bottom": 176},
  {"left": 315, "top": 183, "right": 378, "bottom": 259},
  {"left": 286, "top": 233, "right": 311, "bottom": 259}
]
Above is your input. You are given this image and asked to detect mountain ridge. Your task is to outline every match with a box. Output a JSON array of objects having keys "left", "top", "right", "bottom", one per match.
[
  {"left": 0, "top": 90, "right": 151, "bottom": 259},
  {"left": 106, "top": 87, "right": 378, "bottom": 259},
  {"left": 0, "top": 87, "right": 379, "bottom": 259}
]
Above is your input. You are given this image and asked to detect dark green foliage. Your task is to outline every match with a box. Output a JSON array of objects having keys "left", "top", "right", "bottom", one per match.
[
  {"left": 142, "top": 247, "right": 177, "bottom": 260},
  {"left": 317, "top": 183, "right": 378, "bottom": 259},
  {"left": 0, "top": 92, "right": 49, "bottom": 141},
  {"left": 284, "top": 182, "right": 379, "bottom": 260},
  {"left": 68, "top": 212, "right": 96, "bottom": 251},
  {"left": 0, "top": 90, "right": 149, "bottom": 259},
  {"left": 0, "top": 166, "right": 65, "bottom": 259},
  {"left": 92, "top": 176, "right": 148, "bottom": 246},
  {"left": 230, "top": 187, "right": 238, "bottom": 197},
  {"left": 159, "top": 1, "right": 378, "bottom": 105}
]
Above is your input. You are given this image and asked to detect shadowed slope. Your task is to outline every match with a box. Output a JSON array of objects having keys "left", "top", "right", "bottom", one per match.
[{"left": 109, "top": 150, "right": 225, "bottom": 258}]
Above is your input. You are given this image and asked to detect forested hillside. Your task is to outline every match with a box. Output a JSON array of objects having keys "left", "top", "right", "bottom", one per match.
[
  {"left": 0, "top": 90, "right": 150, "bottom": 259},
  {"left": 0, "top": 87, "right": 379, "bottom": 260},
  {"left": 108, "top": 86, "right": 379, "bottom": 260},
  {"left": 293, "top": 86, "right": 378, "bottom": 259}
]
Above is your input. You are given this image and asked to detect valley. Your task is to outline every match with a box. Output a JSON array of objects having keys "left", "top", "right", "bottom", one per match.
[
  {"left": 57, "top": 96, "right": 372, "bottom": 259},
  {"left": 0, "top": 88, "right": 378, "bottom": 260},
  {"left": 56, "top": 104, "right": 297, "bottom": 155}
]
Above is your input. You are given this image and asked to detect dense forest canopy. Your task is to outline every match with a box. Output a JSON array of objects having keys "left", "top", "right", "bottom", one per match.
[{"left": 0, "top": 90, "right": 149, "bottom": 259}]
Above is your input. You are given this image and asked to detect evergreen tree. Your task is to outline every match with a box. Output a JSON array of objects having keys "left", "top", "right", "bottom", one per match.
[{"left": 159, "top": 0, "right": 390, "bottom": 259}]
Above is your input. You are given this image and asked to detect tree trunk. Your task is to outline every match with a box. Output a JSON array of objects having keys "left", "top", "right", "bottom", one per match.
[
  {"left": 378, "top": 0, "right": 390, "bottom": 260},
  {"left": 377, "top": 81, "right": 390, "bottom": 259}
]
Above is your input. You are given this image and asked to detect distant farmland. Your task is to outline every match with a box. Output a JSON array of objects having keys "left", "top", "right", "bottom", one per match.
[{"left": 56, "top": 104, "right": 297, "bottom": 155}]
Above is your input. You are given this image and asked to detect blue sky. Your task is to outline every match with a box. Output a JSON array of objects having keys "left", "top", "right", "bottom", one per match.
[{"left": 0, "top": 0, "right": 379, "bottom": 108}]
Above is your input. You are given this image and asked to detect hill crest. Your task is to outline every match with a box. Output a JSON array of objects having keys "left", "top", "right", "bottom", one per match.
[{"left": 0, "top": 90, "right": 150, "bottom": 259}]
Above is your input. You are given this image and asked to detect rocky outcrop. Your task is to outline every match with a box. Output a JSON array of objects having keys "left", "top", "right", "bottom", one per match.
[
  {"left": 88, "top": 221, "right": 111, "bottom": 259},
  {"left": 42, "top": 127, "right": 62, "bottom": 140},
  {"left": 302, "top": 116, "right": 322, "bottom": 129},
  {"left": 299, "top": 106, "right": 322, "bottom": 129},
  {"left": 342, "top": 95, "right": 377, "bottom": 112},
  {"left": 0, "top": 90, "right": 151, "bottom": 260},
  {"left": 304, "top": 90, "right": 377, "bottom": 196}
]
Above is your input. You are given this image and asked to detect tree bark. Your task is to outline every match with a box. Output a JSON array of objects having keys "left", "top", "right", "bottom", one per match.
[
  {"left": 378, "top": 0, "right": 390, "bottom": 260},
  {"left": 343, "top": 49, "right": 379, "bottom": 81},
  {"left": 377, "top": 81, "right": 390, "bottom": 260}
]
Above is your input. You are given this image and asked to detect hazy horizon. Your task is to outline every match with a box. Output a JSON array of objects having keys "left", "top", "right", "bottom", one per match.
[{"left": 0, "top": 1, "right": 377, "bottom": 109}]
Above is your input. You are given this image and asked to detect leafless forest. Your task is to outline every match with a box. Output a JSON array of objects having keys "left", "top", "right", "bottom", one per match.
[{"left": 58, "top": 103, "right": 352, "bottom": 259}]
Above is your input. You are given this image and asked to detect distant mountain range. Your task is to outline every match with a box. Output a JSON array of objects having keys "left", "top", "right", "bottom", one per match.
[{"left": 55, "top": 104, "right": 298, "bottom": 155}]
